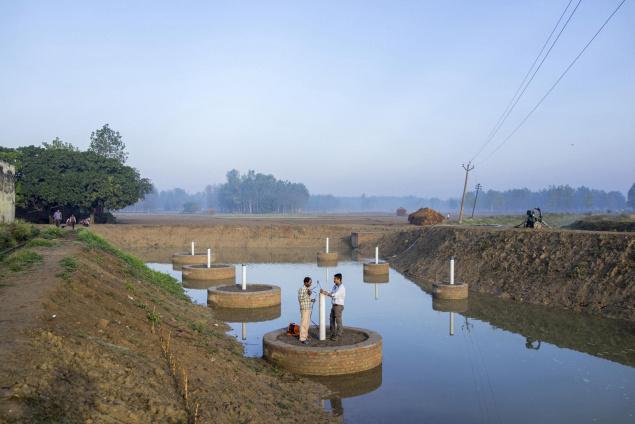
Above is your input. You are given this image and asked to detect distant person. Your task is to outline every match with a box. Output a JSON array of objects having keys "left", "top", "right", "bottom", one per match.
[
  {"left": 298, "top": 277, "right": 315, "bottom": 345},
  {"left": 80, "top": 217, "right": 91, "bottom": 227},
  {"left": 53, "top": 210, "right": 62, "bottom": 227},
  {"left": 68, "top": 214, "right": 77, "bottom": 230},
  {"left": 321, "top": 273, "right": 345, "bottom": 341}
]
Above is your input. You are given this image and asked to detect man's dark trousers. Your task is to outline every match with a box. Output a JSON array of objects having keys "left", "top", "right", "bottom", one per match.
[{"left": 330, "top": 305, "right": 344, "bottom": 338}]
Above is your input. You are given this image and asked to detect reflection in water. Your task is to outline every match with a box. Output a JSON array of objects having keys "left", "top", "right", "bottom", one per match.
[
  {"left": 310, "top": 365, "right": 383, "bottom": 417},
  {"left": 525, "top": 337, "right": 542, "bottom": 350}
]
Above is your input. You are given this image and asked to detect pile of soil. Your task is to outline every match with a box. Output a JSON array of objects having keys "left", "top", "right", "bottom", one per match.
[
  {"left": 565, "top": 214, "right": 635, "bottom": 232},
  {"left": 0, "top": 234, "right": 337, "bottom": 423},
  {"left": 278, "top": 327, "right": 368, "bottom": 347},
  {"left": 407, "top": 208, "right": 445, "bottom": 226}
]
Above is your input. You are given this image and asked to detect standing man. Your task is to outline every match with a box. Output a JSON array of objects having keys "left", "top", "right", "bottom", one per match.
[
  {"left": 298, "top": 277, "right": 314, "bottom": 345},
  {"left": 53, "top": 210, "right": 62, "bottom": 227},
  {"left": 321, "top": 273, "right": 345, "bottom": 341}
]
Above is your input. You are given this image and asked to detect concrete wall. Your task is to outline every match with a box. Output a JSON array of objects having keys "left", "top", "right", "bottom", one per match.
[{"left": 0, "top": 161, "right": 15, "bottom": 224}]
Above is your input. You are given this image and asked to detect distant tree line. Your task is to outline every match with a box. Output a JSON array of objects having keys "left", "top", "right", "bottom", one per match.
[
  {"left": 124, "top": 170, "right": 310, "bottom": 214},
  {"left": 0, "top": 124, "right": 152, "bottom": 222},
  {"left": 125, "top": 183, "right": 632, "bottom": 215}
]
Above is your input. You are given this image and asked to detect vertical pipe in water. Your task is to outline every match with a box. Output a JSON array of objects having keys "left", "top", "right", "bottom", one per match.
[
  {"left": 450, "top": 257, "right": 455, "bottom": 285},
  {"left": 191, "top": 241, "right": 195, "bottom": 256},
  {"left": 450, "top": 312, "right": 455, "bottom": 336},
  {"left": 326, "top": 237, "right": 329, "bottom": 254},
  {"left": 207, "top": 249, "right": 211, "bottom": 268},
  {"left": 375, "top": 246, "right": 379, "bottom": 264},
  {"left": 242, "top": 264, "right": 247, "bottom": 291},
  {"left": 319, "top": 292, "right": 326, "bottom": 341}
]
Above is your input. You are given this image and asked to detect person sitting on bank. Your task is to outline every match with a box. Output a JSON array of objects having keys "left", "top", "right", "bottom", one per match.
[
  {"left": 320, "top": 273, "right": 345, "bottom": 341},
  {"left": 298, "top": 277, "right": 315, "bottom": 345}
]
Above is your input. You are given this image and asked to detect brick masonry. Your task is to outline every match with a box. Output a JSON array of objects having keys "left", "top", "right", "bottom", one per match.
[
  {"left": 432, "top": 281, "right": 469, "bottom": 300},
  {"left": 182, "top": 264, "right": 235, "bottom": 281},
  {"left": 363, "top": 262, "right": 390, "bottom": 275},
  {"left": 263, "top": 327, "right": 383, "bottom": 376},
  {"left": 317, "top": 252, "right": 338, "bottom": 263},
  {"left": 432, "top": 297, "right": 469, "bottom": 313},
  {"left": 207, "top": 284, "right": 281, "bottom": 308}
]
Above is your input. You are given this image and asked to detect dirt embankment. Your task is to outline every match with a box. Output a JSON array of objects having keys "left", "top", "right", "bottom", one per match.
[
  {"left": 0, "top": 233, "right": 337, "bottom": 423},
  {"left": 369, "top": 226, "right": 635, "bottom": 321},
  {"left": 93, "top": 222, "right": 399, "bottom": 256}
]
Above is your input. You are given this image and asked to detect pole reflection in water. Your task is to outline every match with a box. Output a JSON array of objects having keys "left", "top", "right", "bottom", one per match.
[
  {"left": 242, "top": 322, "right": 247, "bottom": 340},
  {"left": 450, "top": 312, "right": 455, "bottom": 336}
]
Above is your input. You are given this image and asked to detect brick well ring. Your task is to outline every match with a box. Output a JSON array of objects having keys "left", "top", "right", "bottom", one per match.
[
  {"left": 363, "top": 262, "right": 389, "bottom": 275},
  {"left": 317, "top": 252, "right": 338, "bottom": 266},
  {"left": 263, "top": 327, "right": 382, "bottom": 376},
  {"left": 207, "top": 284, "right": 281, "bottom": 309},
  {"left": 182, "top": 264, "right": 235, "bottom": 281},
  {"left": 432, "top": 297, "right": 469, "bottom": 313},
  {"left": 432, "top": 281, "right": 469, "bottom": 300},
  {"left": 172, "top": 252, "right": 212, "bottom": 266},
  {"left": 363, "top": 274, "right": 389, "bottom": 284}
]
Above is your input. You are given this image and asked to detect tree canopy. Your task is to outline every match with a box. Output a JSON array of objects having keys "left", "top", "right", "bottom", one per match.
[
  {"left": 0, "top": 145, "right": 151, "bottom": 219},
  {"left": 88, "top": 123, "right": 128, "bottom": 163}
]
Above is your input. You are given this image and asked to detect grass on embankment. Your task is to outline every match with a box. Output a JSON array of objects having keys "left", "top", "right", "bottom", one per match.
[
  {"left": 457, "top": 213, "right": 584, "bottom": 228},
  {"left": 3, "top": 249, "right": 43, "bottom": 272},
  {"left": 76, "top": 229, "right": 188, "bottom": 300}
]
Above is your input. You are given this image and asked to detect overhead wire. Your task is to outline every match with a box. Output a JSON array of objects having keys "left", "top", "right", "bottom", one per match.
[
  {"left": 478, "top": 0, "right": 628, "bottom": 165},
  {"left": 470, "top": 0, "right": 581, "bottom": 163}
]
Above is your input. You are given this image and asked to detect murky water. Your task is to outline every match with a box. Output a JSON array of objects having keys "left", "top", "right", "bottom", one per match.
[{"left": 148, "top": 261, "right": 635, "bottom": 423}]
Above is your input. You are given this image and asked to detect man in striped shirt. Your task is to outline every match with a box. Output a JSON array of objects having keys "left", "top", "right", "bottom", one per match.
[{"left": 298, "top": 277, "right": 314, "bottom": 344}]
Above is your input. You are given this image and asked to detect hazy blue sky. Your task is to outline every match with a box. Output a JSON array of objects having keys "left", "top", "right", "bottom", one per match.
[{"left": 1, "top": 1, "right": 633, "bottom": 197}]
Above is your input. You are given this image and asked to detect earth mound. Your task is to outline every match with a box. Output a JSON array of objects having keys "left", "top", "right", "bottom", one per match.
[{"left": 408, "top": 208, "right": 445, "bottom": 226}]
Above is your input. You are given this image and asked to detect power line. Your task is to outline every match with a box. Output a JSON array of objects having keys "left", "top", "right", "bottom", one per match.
[
  {"left": 478, "top": 0, "right": 628, "bottom": 165},
  {"left": 470, "top": 0, "right": 581, "bottom": 163}
]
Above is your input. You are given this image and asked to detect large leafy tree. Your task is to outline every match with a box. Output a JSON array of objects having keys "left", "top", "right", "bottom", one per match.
[
  {"left": 42, "top": 137, "right": 78, "bottom": 151},
  {"left": 88, "top": 123, "right": 128, "bottom": 163},
  {"left": 0, "top": 146, "right": 151, "bottom": 221}
]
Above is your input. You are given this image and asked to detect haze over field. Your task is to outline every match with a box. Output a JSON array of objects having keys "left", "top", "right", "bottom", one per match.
[{"left": 1, "top": 1, "right": 633, "bottom": 196}]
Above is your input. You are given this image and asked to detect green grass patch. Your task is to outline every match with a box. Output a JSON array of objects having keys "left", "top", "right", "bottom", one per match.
[
  {"left": 41, "top": 227, "right": 65, "bottom": 240},
  {"left": 76, "top": 229, "right": 187, "bottom": 301},
  {"left": 57, "top": 256, "right": 78, "bottom": 282},
  {"left": 3, "top": 249, "right": 43, "bottom": 272},
  {"left": 26, "top": 238, "right": 57, "bottom": 248},
  {"left": 0, "top": 221, "right": 40, "bottom": 251}
]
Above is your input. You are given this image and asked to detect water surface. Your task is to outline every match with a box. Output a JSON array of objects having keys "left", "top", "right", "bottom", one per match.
[{"left": 148, "top": 261, "right": 635, "bottom": 424}]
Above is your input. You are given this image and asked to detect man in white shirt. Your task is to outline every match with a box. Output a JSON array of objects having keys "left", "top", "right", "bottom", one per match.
[{"left": 321, "top": 273, "right": 345, "bottom": 341}]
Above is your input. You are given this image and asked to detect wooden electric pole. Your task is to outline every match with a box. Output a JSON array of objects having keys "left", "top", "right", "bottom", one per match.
[
  {"left": 471, "top": 183, "right": 482, "bottom": 218},
  {"left": 458, "top": 162, "right": 474, "bottom": 224}
]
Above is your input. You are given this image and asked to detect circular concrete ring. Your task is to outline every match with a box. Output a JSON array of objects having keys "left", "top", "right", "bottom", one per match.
[
  {"left": 363, "top": 273, "right": 389, "bottom": 284},
  {"left": 207, "top": 284, "right": 281, "bottom": 309},
  {"left": 263, "top": 327, "right": 382, "bottom": 376},
  {"left": 309, "top": 364, "right": 382, "bottom": 398},
  {"left": 210, "top": 304, "right": 281, "bottom": 323},
  {"left": 172, "top": 252, "right": 213, "bottom": 266},
  {"left": 432, "top": 297, "right": 469, "bottom": 313},
  {"left": 317, "top": 252, "right": 339, "bottom": 264},
  {"left": 182, "top": 277, "right": 235, "bottom": 289},
  {"left": 432, "top": 282, "right": 469, "bottom": 300},
  {"left": 363, "top": 262, "right": 389, "bottom": 275},
  {"left": 182, "top": 264, "right": 235, "bottom": 281}
]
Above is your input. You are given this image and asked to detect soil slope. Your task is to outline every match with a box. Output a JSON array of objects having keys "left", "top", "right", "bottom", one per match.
[
  {"left": 370, "top": 226, "right": 635, "bottom": 321},
  {"left": 0, "top": 232, "right": 337, "bottom": 423}
]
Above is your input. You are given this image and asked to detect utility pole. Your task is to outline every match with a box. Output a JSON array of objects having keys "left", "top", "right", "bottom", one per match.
[
  {"left": 458, "top": 161, "right": 474, "bottom": 224},
  {"left": 471, "top": 183, "right": 482, "bottom": 218}
]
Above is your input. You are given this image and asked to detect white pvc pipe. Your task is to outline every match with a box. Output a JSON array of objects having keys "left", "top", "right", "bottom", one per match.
[
  {"left": 326, "top": 237, "right": 329, "bottom": 253},
  {"left": 241, "top": 322, "right": 246, "bottom": 340},
  {"left": 450, "top": 257, "right": 455, "bottom": 285},
  {"left": 319, "top": 292, "right": 326, "bottom": 341},
  {"left": 375, "top": 246, "right": 379, "bottom": 264},
  {"left": 191, "top": 241, "right": 195, "bottom": 256},
  {"left": 374, "top": 283, "right": 378, "bottom": 300},
  {"left": 241, "top": 264, "right": 247, "bottom": 291},
  {"left": 207, "top": 248, "right": 211, "bottom": 268},
  {"left": 450, "top": 312, "right": 455, "bottom": 336}
]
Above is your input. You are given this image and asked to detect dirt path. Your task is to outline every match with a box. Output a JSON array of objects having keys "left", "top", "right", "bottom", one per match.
[{"left": 0, "top": 239, "right": 80, "bottom": 419}]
